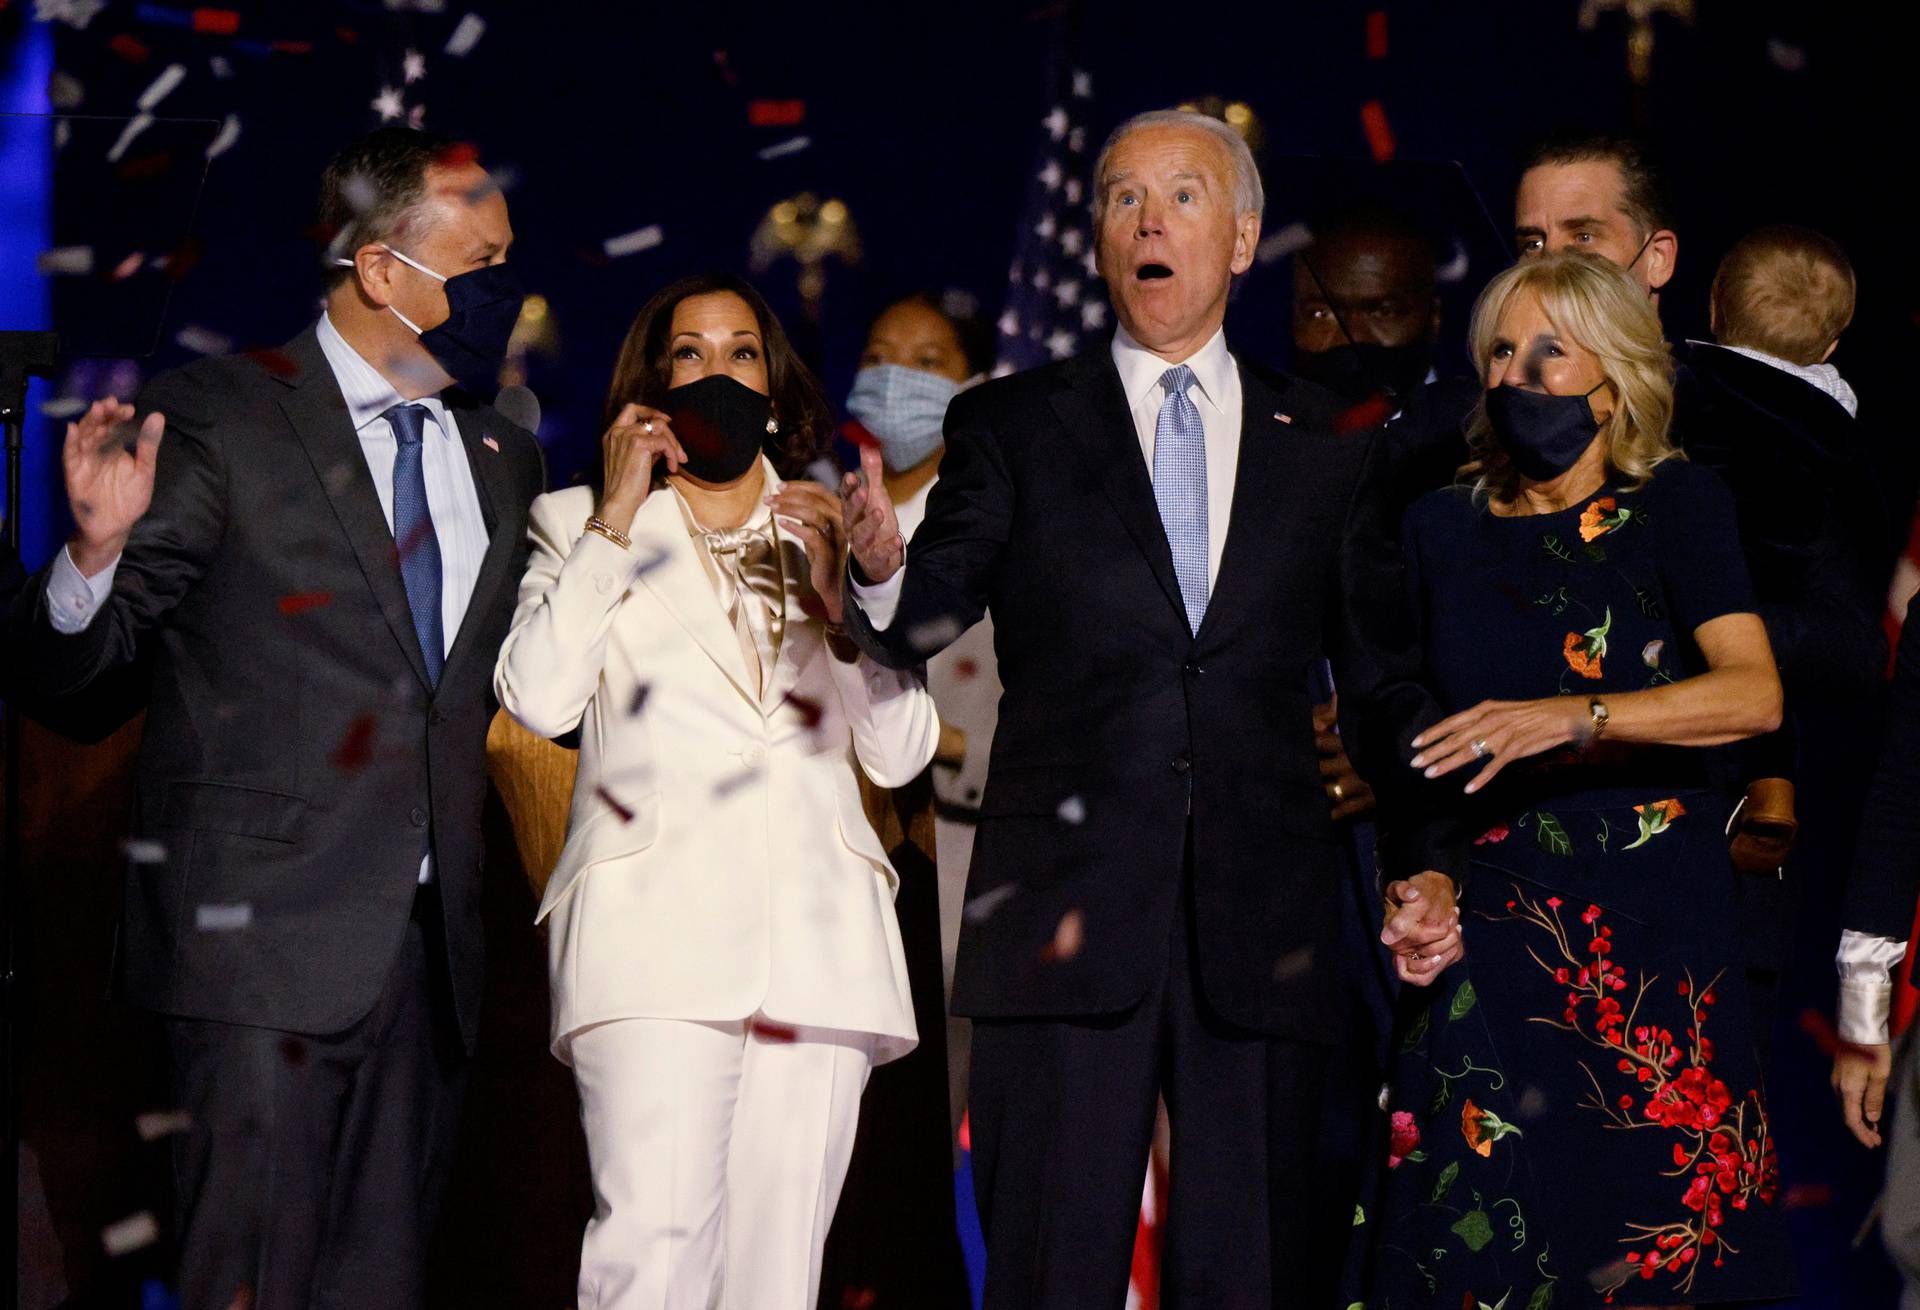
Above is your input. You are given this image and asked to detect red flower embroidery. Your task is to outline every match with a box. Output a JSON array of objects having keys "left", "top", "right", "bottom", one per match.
[{"left": 1388, "top": 1109, "right": 1420, "bottom": 1168}]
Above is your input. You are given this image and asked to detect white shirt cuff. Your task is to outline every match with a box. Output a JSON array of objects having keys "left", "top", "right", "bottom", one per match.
[
  {"left": 850, "top": 554, "right": 907, "bottom": 632},
  {"left": 45, "top": 545, "right": 119, "bottom": 635},
  {"left": 1836, "top": 928, "right": 1907, "bottom": 1046}
]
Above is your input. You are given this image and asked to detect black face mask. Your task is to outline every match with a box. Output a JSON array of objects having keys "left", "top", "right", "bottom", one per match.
[
  {"left": 663, "top": 374, "right": 775, "bottom": 483},
  {"left": 1484, "top": 381, "right": 1605, "bottom": 481},
  {"left": 352, "top": 245, "right": 526, "bottom": 395},
  {"left": 1292, "top": 340, "right": 1434, "bottom": 404}
]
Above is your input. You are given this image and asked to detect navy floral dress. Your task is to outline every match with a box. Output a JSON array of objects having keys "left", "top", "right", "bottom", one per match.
[{"left": 1362, "top": 460, "right": 1794, "bottom": 1308}]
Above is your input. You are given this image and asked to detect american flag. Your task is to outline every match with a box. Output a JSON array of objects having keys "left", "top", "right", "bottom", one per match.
[{"left": 994, "top": 55, "right": 1107, "bottom": 374}]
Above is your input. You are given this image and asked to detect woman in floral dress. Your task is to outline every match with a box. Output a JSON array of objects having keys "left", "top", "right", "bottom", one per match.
[{"left": 1364, "top": 252, "right": 1792, "bottom": 1309}]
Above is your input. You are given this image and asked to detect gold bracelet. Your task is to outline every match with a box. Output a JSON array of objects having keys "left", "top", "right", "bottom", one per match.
[{"left": 584, "top": 516, "right": 631, "bottom": 550}]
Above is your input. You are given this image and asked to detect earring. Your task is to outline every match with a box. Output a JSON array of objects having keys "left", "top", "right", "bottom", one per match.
[{"left": 765, "top": 415, "right": 780, "bottom": 435}]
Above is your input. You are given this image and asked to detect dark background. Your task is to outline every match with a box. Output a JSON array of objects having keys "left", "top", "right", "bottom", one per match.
[{"left": 3, "top": 1, "right": 1916, "bottom": 1305}]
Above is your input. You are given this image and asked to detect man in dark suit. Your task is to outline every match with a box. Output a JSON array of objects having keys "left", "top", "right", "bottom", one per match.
[
  {"left": 839, "top": 108, "right": 1462, "bottom": 1309},
  {"left": 7, "top": 127, "right": 544, "bottom": 1308}
]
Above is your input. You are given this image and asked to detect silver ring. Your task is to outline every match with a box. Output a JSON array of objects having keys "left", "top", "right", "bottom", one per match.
[
  {"left": 1331, "top": 782, "right": 1345, "bottom": 801},
  {"left": 1471, "top": 738, "right": 1490, "bottom": 758},
  {"left": 642, "top": 419, "right": 654, "bottom": 434},
  {"left": 1413, "top": 951, "right": 1426, "bottom": 961}
]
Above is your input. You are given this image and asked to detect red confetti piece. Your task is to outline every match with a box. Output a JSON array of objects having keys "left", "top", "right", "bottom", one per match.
[
  {"left": 269, "top": 40, "right": 312, "bottom": 54},
  {"left": 1782, "top": 1183, "right": 1833, "bottom": 1209},
  {"left": 436, "top": 141, "right": 480, "bottom": 170},
  {"left": 957, "top": 1110, "right": 971, "bottom": 1152},
  {"left": 749, "top": 1018, "right": 797, "bottom": 1042},
  {"left": 1365, "top": 10, "right": 1388, "bottom": 59},
  {"left": 954, "top": 658, "right": 979, "bottom": 679},
  {"left": 1798, "top": 1008, "right": 1881, "bottom": 1060},
  {"left": 110, "top": 34, "right": 151, "bottom": 62},
  {"left": 330, "top": 715, "right": 376, "bottom": 771},
  {"left": 246, "top": 347, "right": 299, "bottom": 378},
  {"left": 844, "top": 420, "right": 881, "bottom": 450},
  {"left": 192, "top": 7, "right": 239, "bottom": 34},
  {"left": 1039, "top": 908, "right": 1084, "bottom": 963},
  {"left": 796, "top": 592, "right": 829, "bottom": 621},
  {"left": 1334, "top": 393, "right": 1393, "bottom": 434},
  {"left": 594, "top": 786, "right": 635, "bottom": 823},
  {"left": 842, "top": 1290, "right": 877, "bottom": 1310},
  {"left": 335, "top": 25, "right": 359, "bottom": 42},
  {"left": 276, "top": 591, "right": 332, "bottom": 616},
  {"left": 782, "top": 691, "right": 823, "bottom": 729},
  {"left": 1359, "top": 99, "right": 1395, "bottom": 162},
  {"left": 711, "top": 49, "right": 738, "bottom": 88},
  {"left": 158, "top": 236, "right": 204, "bottom": 281},
  {"left": 747, "top": 99, "right": 805, "bottom": 127},
  {"left": 118, "top": 151, "right": 174, "bottom": 180},
  {"left": 112, "top": 251, "right": 146, "bottom": 281}
]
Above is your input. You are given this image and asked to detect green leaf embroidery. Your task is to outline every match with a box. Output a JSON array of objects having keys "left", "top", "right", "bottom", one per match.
[
  {"left": 1401, "top": 1008, "right": 1431, "bottom": 1053},
  {"left": 1541, "top": 535, "right": 1577, "bottom": 563},
  {"left": 1405, "top": 1149, "right": 1429, "bottom": 1163},
  {"left": 1526, "top": 1283, "right": 1555, "bottom": 1310},
  {"left": 1633, "top": 585, "right": 1664, "bottom": 619},
  {"left": 1534, "top": 812, "right": 1571, "bottom": 857},
  {"left": 1431, "top": 1077, "right": 1453, "bottom": 1113},
  {"left": 1451, "top": 1208, "right": 1495, "bottom": 1252},
  {"left": 1347, "top": 1304, "right": 1366, "bottom": 1310},
  {"left": 1431, "top": 1159, "right": 1460, "bottom": 1203},
  {"left": 1583, "top": 542, "right": 1607, "bottom": 562},
  {"left": 1449, "top": 980, "right": 1479, "bottom": 1021},
  {"left": 1354, "top": 1204, "right": 1367, "bottom": 1226}
]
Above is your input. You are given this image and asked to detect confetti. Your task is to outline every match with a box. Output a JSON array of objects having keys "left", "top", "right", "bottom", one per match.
[
  {"left": 628, "top": 683, "right": 651, "bottom": 716},
  {"left": 370, "top": 86, "right": 404, "bottom": 121},
  {"left": 206, "top": 114, "right": 241, "bottom": 160},
  {"left": 1435, "top": 239, "right": 1470, "bottom": 284},
  {"left": 602, "top": 225, "right": 664, "bottom": 258},
  {"left": 40, "top": 397, "right": 89, "bottom": 419},
  {"left": 1040, "top": 908, "right": 1084, "bottom": 962},
  {"left": 1254, "top": 221, "right": 1313, "bottom": 265},
  {"left": 756, "top": 135, "right": 811, "bottom": 162},
  {"left": 194, "top": 903, "right": 252, "bottom": 931},
  {"left": 193, "top": 7, "right": 241, "bottom": 34},
  {"left": 1365, "top": 9, "right": 1388, "bottom": 58},
  {"left": 783, "top": 691, "right": 823, "bottom": 729},
  {"left": 134, "top": 1109, "right": 192, "bottom": 1141},
  {"left": 1056, "top": 795, "right": 1085, "bottom": 825},
  {"left": 106, "top": 113, "right": 156, "bottom": 164},
  {"left": 276, "top": 591, "right": 332, "bottom": 616},
  {"left": 907, "top": 616, "right": 961, "bottom": 654},
  {"left": 155, "top": 236, "right": 205, "bottom": 280},
  {"left": 38, "top": 0, "right": 106, "bottom": 28},
  {"left": 136, "top": 62, "right": 186, "bottom": 111},
  {"left": 713, "top": 768, "right": 758, "bottom": 798},
  {"left": 112, "top": 250, "right": 146, "bottom": 280},
  {"left": 1358, "top": 99, "right": 1395, "bottom": 163},
  {"left": 122, "top": 839, "right": 167, "bottom": 863},
  {"left": 108, "top": 32, "right": 151, "bottom": 62},
  {"left": 1334, "top": 394, "right": 1393, "bottom": 434},
  {"left": 434, "top": 141, "right": 479, "bottom": 169},
  {"left": 1515, "top": 1084, "right": 1547, "bottom": 1118},
  {"left": 749, "top": 1018, "right": 798, "bottom": 1042},
  {"left": 594, "top": 785, "right": 635, "bottom": 823},
  {"left": 953, "top": 658, "right": 978, "bottom": 679},
  {"left": 36, "top": 245, "right": 94, "bottom": 275},
  {"left": 1766, "top": 38, "right": 1806, "bottom": 72},
  {"left": 1798, "top": 1007, "right": 1881, "bottom": 1060},
  {"left": 1270, "top": 946, "right": 1314, "bottom": 981},
  {"left": 331, "top": 715, "right": 377, "bottom": 771},
  {"left": 841, "top": 1289, "right": 877, "bottom": 1310},
  {"left": 1783, "top": 1182, "right": 1833, "bottom": 1209},
  {"left": 443, "top": 12, "right": 485, "bottom": 56},
  {"left": 402, "top": 48, "right": 426, "bottom": 83},
  {"left": 47, "top": 70, "right": 84, "bottom": 109},
  {"left": 209, "top": 54, "right": 233, "bottom": 78},
  {"left": 747, "top": 99, "right": 804, "bottom": 127},
  {"left": 176, "top": 326, "right": 232, "bottom": 356},
  {"left": 245, "top": 347, "right": 298, "bottom": 377},
  {"left": 101, "top": 1211, "right": 160, "bottom": 1257}
]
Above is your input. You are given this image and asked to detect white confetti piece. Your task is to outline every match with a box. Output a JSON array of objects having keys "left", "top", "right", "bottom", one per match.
[
  {"left": 963, "top": 884, "right": 1017, "bottom": 924},
  {"left": 122, "top": 839, "right": 167, "bottom": 863},
  {"left": 1435, "top": 239, "right": 1470, "bottom": 284},
  {"left": 444, "top": 13, "right": 486, "bottom": 56},
  {"left": 341, "top": 171, "right": 378, "bottom": 214},
  {"left": 134, "top": 1110, "right": 192, "bottom": 1142},
  {"left": 39, "top": 397, "right": 88, "bottom": 419},
  {"left": 209, "top": 55, "right": 234, "bottom": 80},
  {"left": 206, "top": 114, "right": 241, "bottom": 161},
  {"left": 1270, "top": 946, "right": 1314, "bottom": 981},
  {"left": 907, "top": 615, "right": 961, "bottom": 654},
  {"left": 1056, "top": 795, "right": 1086, "bottom": 825},
  {"left": 402, "top": 48, "right": 427, "bottom": 84},
  {"left": 757, "top": 135, "right": 812, "bottom": 161},
  {"left": 1256, "top": 221, "right": 1314, "bottom": 264},
  {"left": 34, "top": 0, "right": 105, "bottom": 30},
  {"left": 136, "top": 62, "right": 187, "bottom": 112},
  {"left": 176, "top": 327, "right": 232, "bottom": 357},
  {"left": 112, "top": 251, "right": 146, "bottom": 280},
  {"left": 101, "top": 1211, "right": 159, "bottom": 1257},
  {"left": 36, "top": 245, "right": 93, "bottom": 275},
  {"left": 603, "top": 225, "right": 664, "bottom": 258},
  {"left": 194, "top": 903, "right": 253, "bottom": 931},
  {"left": 47, "top": 70, "right": 84, "bottom": 110},
  {"left": 1767, "top": 38, "right": 1806, "bottom": 72},
  {"left": 105, "top": 112, "right": 154, "bottom": 164}
]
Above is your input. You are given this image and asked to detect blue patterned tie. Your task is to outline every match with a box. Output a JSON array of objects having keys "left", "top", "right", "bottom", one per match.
[
  {"left": 1151, "top": 365, "right": 1209, "bottom": 634},
  {"left": 384, "top": 402, "right": 444, "bottom": 687}
]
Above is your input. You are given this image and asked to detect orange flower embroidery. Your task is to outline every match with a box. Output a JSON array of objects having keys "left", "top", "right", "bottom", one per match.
[
  {"left": 1562, "top": 607, "right": 1613, "bottom": 680},
  {"left": 1579, "top": 497, "right": 1633, "bottom": 543},
  {"left": 1624, "top": 797, "right": 1688, "bottom": 849},
  {"left": 1460, "top": 1097, "right": 1523, "bottom": 1157}
]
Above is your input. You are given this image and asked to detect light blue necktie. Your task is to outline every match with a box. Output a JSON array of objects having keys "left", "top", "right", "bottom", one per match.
[
  {"left": 1150, "top": 365, "right": 1209, "bottom": 634},
  {"left": 384, "top": 401, "right": 445, "bottom": 687}
]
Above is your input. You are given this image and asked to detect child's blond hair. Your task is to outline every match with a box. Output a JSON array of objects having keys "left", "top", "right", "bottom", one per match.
[{"left": 1711, "top": 225, "right": 1856, "bottom": 366}]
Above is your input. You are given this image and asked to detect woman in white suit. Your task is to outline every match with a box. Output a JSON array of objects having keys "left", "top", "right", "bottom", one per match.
[{"left": 494, "top": 273, "right": 938, "bottom": 1310}]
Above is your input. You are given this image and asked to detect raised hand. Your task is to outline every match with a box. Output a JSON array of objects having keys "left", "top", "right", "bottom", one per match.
[
  {"left": 767, "top": 481, "right": 848, "bottom": 623},
  {"left": 1409, "top": 696, "right": 1589, "bottom": 794},
  {"left": 597, "top": 402, "right": 687, "bottom": 532},
  {"left": 1381, "top": 872, "right": 1463, "bottom": 986},
  {"left": 841, "top": 443, "right": 904, "bottom": 585},
  {"left": 63, "top": 398, "right": 164, "bottom": 575}
]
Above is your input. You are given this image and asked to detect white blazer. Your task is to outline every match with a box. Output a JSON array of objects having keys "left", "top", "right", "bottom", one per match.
[{"left": 494, "top": 462, "right": 937, "bottom": 1064}]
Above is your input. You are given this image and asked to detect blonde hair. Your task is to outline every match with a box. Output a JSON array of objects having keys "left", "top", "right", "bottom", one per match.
[
  {"left": 1461, "top": 251, "right": 1677, "bottom": 503},
  {"left": 1711, "top": 224, "right": 1855, "bottom": 366}
]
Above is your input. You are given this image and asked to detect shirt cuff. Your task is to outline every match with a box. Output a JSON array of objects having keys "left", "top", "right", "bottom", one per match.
[
  {"left": 45, "top": 544, "right": 119, "bottom": 635},
  {"left": 1836, "top": 928, "right": 1907, "bottom": 1046},
  {"left": 850, "top": 553, "right": 907, "bottom": 631}
]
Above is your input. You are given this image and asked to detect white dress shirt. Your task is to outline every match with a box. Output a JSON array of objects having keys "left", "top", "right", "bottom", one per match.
[
  {"left": 853, "top": 325, "right": 1243, "bottom": 630},
  {"left": 46, "top": 313, "right": 491, "bottom": 883}
]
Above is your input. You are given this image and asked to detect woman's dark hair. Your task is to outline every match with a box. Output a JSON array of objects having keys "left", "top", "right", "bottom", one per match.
[
  {"left": 600, "top": 272, "right": 833, "bottom": 485},
  {"left": 874, "top": 290, "right": 998, "bottom": 378}
]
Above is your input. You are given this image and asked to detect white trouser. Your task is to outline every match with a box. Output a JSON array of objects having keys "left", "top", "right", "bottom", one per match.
[{"left": 569, "top": 1016, "right": 874, "bottom": 1310}]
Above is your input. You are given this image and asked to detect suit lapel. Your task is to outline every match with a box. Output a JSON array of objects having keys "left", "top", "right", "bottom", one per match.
[
  {"left": 1196, "top": 361, "right": 1298, "bottom": 645},
  {"left": 764, "top": 512, "right": 818, "bottom": 713},
  {"left": 626, "top": 491, "right": 761, "bottom": 708},
  {"left": 439, "top": 400, "right": 519, "bottom": 685},
  {"left": 274, "top": 328, "right": 433, "bottom": 692},
  {"left": 1048, "top": 352, "right": 1188, "bottom": 627}
]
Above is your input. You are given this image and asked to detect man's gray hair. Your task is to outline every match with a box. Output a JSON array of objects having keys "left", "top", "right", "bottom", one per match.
[{"left": 1090, "top": 109, "right": 1265, "bottom": 227}]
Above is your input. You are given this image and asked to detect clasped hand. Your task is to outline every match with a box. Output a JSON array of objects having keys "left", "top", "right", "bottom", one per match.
[{"left": 1381, "top": 872, "right": 1463, "bottom": 985}]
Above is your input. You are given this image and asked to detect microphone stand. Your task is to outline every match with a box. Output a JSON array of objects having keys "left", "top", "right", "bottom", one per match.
[{"left": 1, "top": 330, "right": 61, "bottom": 1310}]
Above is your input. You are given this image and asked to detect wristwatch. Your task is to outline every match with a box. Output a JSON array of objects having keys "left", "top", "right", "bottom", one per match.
[{"left": 1587, "top": 696, "right": 1611, "bottom": 741}]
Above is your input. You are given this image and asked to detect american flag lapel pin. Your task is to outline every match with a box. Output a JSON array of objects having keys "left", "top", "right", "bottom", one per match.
[
  {"left": 1273, "top": 411, "right": 1293, "bottom": 425},
  {"left": 482, "top": 433, "right": 500, "bottom": 452}
]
